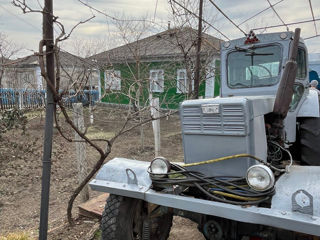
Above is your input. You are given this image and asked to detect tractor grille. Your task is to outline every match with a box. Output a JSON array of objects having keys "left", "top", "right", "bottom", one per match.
[{"left": 182, "top": 104, "right": 247, "bottom": 136}]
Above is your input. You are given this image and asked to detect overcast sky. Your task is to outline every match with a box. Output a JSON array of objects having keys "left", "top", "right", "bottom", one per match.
[{"left": 0, "top": 0, "right": 319, "bottom": 58}]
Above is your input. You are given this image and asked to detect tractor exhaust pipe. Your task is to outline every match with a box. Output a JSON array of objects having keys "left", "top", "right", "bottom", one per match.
[{"left": 270, "top": 28, "right": 301, "bottom": 140}]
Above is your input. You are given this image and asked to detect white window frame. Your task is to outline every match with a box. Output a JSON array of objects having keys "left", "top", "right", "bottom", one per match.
[
  {"left": 150, "top": 69, "right": 164, "bottom": 93},
  {"left": 105, "top": 70, "right": 121, "bottom": 91},
  {"left": 176, "top": 69, "right": 188, "bottom": 93},
  {"left": 177, "top": 69, "right": 195, "bottom": 93}
]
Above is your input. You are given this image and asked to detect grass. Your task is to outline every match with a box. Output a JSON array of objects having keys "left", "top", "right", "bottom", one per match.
[
  {"left": 86, "top": 126, "right": 115, "bottom": 140},
  {"left": 23, "top": 109, "right": 45, "bottom": 120},
  {"left": 163, "top": 131, "right": 181, "bottom": 138},
  {"left": 0, "top": 232, "right": 33, "bottom": 240},
  {"left": 93, "top": 229, "right": 101, "bottom": 240}
]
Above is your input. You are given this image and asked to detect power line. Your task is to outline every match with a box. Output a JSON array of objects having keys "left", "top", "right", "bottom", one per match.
[
  {"left": 2, "top": 3, "right": 64, "bottom": 46},
  {"left": 252, "top": 18, "right": 320, "bottom": 31},
  {"left": 0, "top": 4, "right": 41, "bottom": 31},
  {"left": 308, "top": 0, "right": 318, "bottom": 35},
  {"left": 266, "top": 0, "right": 289, "bottom": 31},
  {"left": 305, "top": 34, "right": 320, "bottom": 40},
  {"left": 207, "top": 0, "right": 246, "bottom": 36},
  {"left": 153, "top": 0, "right": 159, "bottom": 22},
  {"left": 77, "top": 0, "right": 123, "bottom": 22},
  {"left": 238, "top": 0, "right": 284, "bottom": 26},
  {"left": 170, "top": 0, "right": 230, "bottom": 40},
  {"left": 77, "top": 0, "right": 159, "bottom": 24}
]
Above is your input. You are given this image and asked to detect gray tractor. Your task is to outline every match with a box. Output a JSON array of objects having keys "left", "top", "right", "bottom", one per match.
[{"left": 90, "top": 28, "right": 320, "bottom": 239}]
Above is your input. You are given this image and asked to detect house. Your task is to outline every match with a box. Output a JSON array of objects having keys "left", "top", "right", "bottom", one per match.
[
  {"left": 91, "top": 27, "right": 222, "bottom": 108},
  {"left": 309, "top": 53, "right": 320, "bottom": 80},
  {"left": 1, "top": 50, "right": 100, "bottom": 92},
  {"left": 309, "top": 53, "right": 320, "bottom": 89},
  {"left": 0, "top": 56, "right": 10, "bottom": 87}
]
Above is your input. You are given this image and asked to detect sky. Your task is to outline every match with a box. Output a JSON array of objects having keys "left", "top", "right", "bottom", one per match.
[{"left": 0, "top": 0, "right": 319, "bottom": 58}]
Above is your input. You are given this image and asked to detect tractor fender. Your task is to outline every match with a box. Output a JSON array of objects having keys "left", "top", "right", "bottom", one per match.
[
  {"left": 297, "top": 89, "right": 319, "bottom": 117},
  {"left": 90, "top": 158, "right": 152, "bottom": 199},
  {"left": 271, "top": 165, "right": 320, "bottom": 218}
]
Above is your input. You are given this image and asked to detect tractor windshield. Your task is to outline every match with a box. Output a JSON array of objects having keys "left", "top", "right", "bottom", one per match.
[{"left": 227, "top": 45, "right": 282, "bottom": 88}]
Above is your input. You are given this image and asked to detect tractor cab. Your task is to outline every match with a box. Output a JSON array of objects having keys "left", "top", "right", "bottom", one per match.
[{"left": 220, "top": 31, "right": 309, "bottom": 98}]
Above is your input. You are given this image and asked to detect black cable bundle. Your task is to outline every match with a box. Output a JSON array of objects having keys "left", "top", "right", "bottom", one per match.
[{"left": 149, "top": 163, "right": 275, "bottom": 206}]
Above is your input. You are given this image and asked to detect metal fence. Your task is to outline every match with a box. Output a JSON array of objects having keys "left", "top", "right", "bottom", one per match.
[
  {"left": 61, "top": 90, "right": 99, "bottom": 108},
  {"left": 0, "top": 89, "right": 99, "bottom": 110},
  {"left": 0, "top": 89, "right": 46, "bottom": 110}
]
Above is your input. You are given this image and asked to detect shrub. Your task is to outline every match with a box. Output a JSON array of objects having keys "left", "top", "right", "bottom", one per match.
[{"left": 0, "top": 108, "right": 27, "bottom": 139}]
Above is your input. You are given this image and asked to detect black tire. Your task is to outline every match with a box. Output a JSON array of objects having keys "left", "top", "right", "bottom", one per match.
[
  {"left": 299, "top": 117, "right": 320, "bottom": 166},
  {"left": 101, "top": 194, "right": 173, "bottom": 240}
]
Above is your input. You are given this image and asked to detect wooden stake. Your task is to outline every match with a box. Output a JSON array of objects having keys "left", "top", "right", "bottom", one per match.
[{"left": 150, "top": 97, "right": 160, "bottom": 157}]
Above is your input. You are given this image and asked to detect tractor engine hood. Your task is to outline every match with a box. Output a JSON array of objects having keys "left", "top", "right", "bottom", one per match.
[{"left": 179, "top": 95, "right": 274, "bottom": 177}]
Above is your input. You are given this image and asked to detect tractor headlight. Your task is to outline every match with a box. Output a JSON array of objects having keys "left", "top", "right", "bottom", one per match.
[
  {"left": 150, "top": 157, "right": 171, "bottom": 176},
  {"left": 246, "top": 165, "right": 275, "bottom": 191}
]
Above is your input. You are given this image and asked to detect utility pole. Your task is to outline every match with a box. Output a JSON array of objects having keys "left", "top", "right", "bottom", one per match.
[
  {"left": 194, "top": 0, "right": 203, "bottom": 99},
  {"left": 39, "top": 0, "right": 55, "bottom": 239}
]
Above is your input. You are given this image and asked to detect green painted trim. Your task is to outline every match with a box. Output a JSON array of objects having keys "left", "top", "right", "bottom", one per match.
[{"left": 100, "top": 60, "right": 220, "bottom": 109}]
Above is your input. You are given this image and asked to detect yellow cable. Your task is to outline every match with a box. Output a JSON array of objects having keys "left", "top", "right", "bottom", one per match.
[
  {"left": 212, "top": 190, "right": 262, "bottom": 201},
  {"left": 180, "top": 154, "right": 264, "bottom": 201},
  {"left": 180, "top": 153, "right": 285, "bottom": 172},
  {"left": 176, "top": 154, "right": 274, "bottom": 201},
  {"left": 181, "top": 153, "right": 256, "bottom": 167}
]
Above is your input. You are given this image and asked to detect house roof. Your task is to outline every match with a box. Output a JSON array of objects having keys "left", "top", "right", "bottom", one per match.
[
  {"left": 91, "top": 27, "right": 222, "bottom": 64},
  {"left": 0, "top": 56, "right": 12, "bottom": 65},
  {"left": 3, "top": 50, "right": 89, "bottom": 68}
]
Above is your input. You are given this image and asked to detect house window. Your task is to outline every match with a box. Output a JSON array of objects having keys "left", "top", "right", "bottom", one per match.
[
  {"left": 105, "top": 70, "right": 121, "bottom": 91},
  {"left": 177, "top": 69, "right": 194, "bottom": 93},
  {"left": 177, "top": 69, "right": 187, "bottom": 93},
  {"left": 150, "top": 69, "right": 164, "bottom": 92}
]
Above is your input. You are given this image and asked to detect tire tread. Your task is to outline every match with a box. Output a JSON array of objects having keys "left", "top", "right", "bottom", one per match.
[{"left": 101, "top": 195, "right": 123, "bottom": 240}]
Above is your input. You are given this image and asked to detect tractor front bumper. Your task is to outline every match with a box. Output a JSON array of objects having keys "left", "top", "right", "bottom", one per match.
[{"left": 90, "top": 158, "right": 320, "bottom": 236}]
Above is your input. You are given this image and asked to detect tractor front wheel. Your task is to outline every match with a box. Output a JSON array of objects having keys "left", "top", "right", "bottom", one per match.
[{"left": 101, "top": 194, "right": 173, "bottom": 240}]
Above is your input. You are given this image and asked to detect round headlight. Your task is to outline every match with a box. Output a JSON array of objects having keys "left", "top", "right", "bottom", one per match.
[
  {"left": 150, "top": 157, "right": 171, "bottom": 176},
  {"left": 223, "top": 41, "right": 231, "bottom": 48},
  {"left": 246, "top": 165, "right": 275, "bottom": 191},
  {"left": 280, "top": 32, "right": 287, "bottom": 40}
]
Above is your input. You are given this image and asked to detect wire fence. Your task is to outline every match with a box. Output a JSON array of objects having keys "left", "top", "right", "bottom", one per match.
[{"left": 0, "top": 89, "right": 99, "bottom": 110}]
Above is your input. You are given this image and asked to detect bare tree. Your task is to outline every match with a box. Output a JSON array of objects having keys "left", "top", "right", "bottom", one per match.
[
  {"left": 0, "top": 33, "right": 22, "bottom": 88},
  {"left": 11, "top": 0, "right": 219, "bottom": 228},
  {"left": 168, "top": 0, "right": 221, "bottom": 98},
  {"left": 12, "top": 0, "right": 176, "bottom": 226}
]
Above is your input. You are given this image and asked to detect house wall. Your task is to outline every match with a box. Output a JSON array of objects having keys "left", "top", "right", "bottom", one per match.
[
  {"left": 2, "top": 67, "right": 41, "bottom": 89},
  {"left": 2, "top": 66, "right": 100, "bottom": 92},
  {"left": 59, "top": 67, "right": 100, "bottom": 90},
  {"left": 100, "top": 59, "right": 220, "bottom": 109}
]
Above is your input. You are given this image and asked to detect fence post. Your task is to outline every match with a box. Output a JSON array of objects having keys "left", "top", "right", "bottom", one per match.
[
  {"left": 19, "top": 91, "right": 22, "bottom": 110},
  {"left": 72, "top": 103, "right": 89, "bottom": 202},
  {"left": 150, "top": 97, "right": 161, "bottom": 157},
  {"left": 89, "top": 105, "right": 94, "bottom": 124},
  {"left": 0, "top": 90, "right": 3, "bottom": 110}
]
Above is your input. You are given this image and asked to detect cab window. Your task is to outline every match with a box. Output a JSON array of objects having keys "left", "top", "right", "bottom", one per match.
[
  {"left": 296, "top": 48, "right": 307, "bottom": 79},
  {"left": 227, "top": 45, "right": 282, "bottom": 88}
]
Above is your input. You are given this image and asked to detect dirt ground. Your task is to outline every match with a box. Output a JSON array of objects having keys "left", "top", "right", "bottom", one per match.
[{"left": 0, "top": 105, "right": 205, "bottom": 240}]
